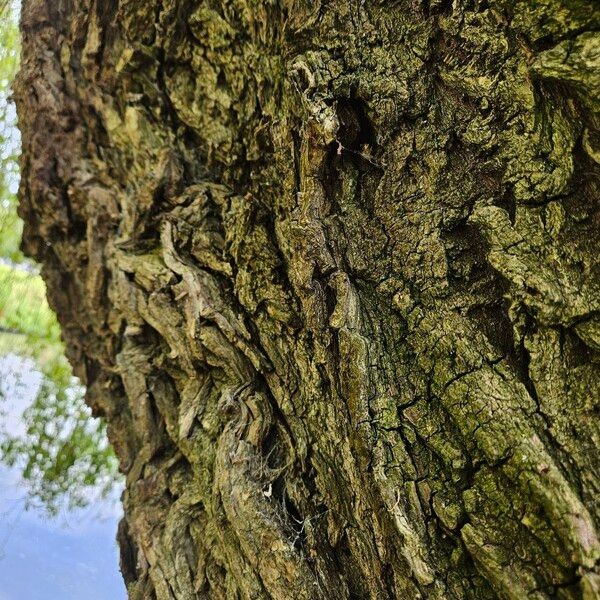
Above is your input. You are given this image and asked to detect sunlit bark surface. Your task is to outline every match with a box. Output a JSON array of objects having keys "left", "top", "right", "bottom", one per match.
[{"left": 16, "top": 0, "right": 600, "bottom": 597}]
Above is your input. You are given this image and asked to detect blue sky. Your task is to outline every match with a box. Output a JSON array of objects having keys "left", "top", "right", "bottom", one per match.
[
  {"left": 0, "top": 357, "right": 126, "bottom": 599},
  {"left": 0, "top": 468, "right": 126, "bottom": 600}
]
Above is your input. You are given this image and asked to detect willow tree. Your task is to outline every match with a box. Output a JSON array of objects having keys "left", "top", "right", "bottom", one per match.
[{"left": 15, "top": 0, "right": 600, "bottom": 597}]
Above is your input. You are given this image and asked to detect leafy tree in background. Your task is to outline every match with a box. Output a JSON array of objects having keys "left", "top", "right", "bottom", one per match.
[
  {"left": 0, "top": 0, "right": 21, "bottom": 263},
  {"left": 0, "top": 1, "right": 118, "bottom": 515}
]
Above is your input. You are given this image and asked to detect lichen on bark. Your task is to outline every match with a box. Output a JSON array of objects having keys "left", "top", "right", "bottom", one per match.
[{"left": 15, "top": 0, "right": 600, "bottom": 598}]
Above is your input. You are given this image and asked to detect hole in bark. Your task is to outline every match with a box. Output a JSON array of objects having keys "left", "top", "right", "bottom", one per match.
[
  {"left": 441, "top": 221, "right": 492, "bottom": 288},
  {"left": 69, "top": 218, "right": 87, "bottom": 241},
  {"left": 336, "top": 98, "right": 378, "bottom": 152},
  {"left": 322, "top": 96, "right": 383, "bottom": 218},
  {"left": 334, "top": 97, "right": 382, "bottom": 179}
]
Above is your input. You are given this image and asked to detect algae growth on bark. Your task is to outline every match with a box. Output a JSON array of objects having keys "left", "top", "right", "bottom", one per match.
[{"left": 14, "top": 0, "right": 600, "bottom": 597}]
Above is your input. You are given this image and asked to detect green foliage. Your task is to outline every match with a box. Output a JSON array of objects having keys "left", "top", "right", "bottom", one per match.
[
  {"left": 0, "top": 0, "right": 21, "bottom": 263},
  {"left": 0, "top": 266, "right": 63, "bottom": 365},
  {"left": 0, "top": 265, "right": 119, "bottom": 514},
  {"left": 0, "top": 2, "right": 119, "bottom": 515}
]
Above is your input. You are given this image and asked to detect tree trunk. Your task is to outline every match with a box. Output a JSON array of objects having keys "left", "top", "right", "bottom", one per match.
[{"left": 15, "top": 0, "right": 600, "bottom": 597}]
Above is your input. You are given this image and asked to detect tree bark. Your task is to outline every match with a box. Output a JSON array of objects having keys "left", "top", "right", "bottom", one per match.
[{"left": 15, "top": 0, "right": 600, "bottom": 597}]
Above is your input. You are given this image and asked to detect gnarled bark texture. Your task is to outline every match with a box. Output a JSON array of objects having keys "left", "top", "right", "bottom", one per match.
[{"left": 15, "top": 0, "right": 600, "bottom": 597}]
